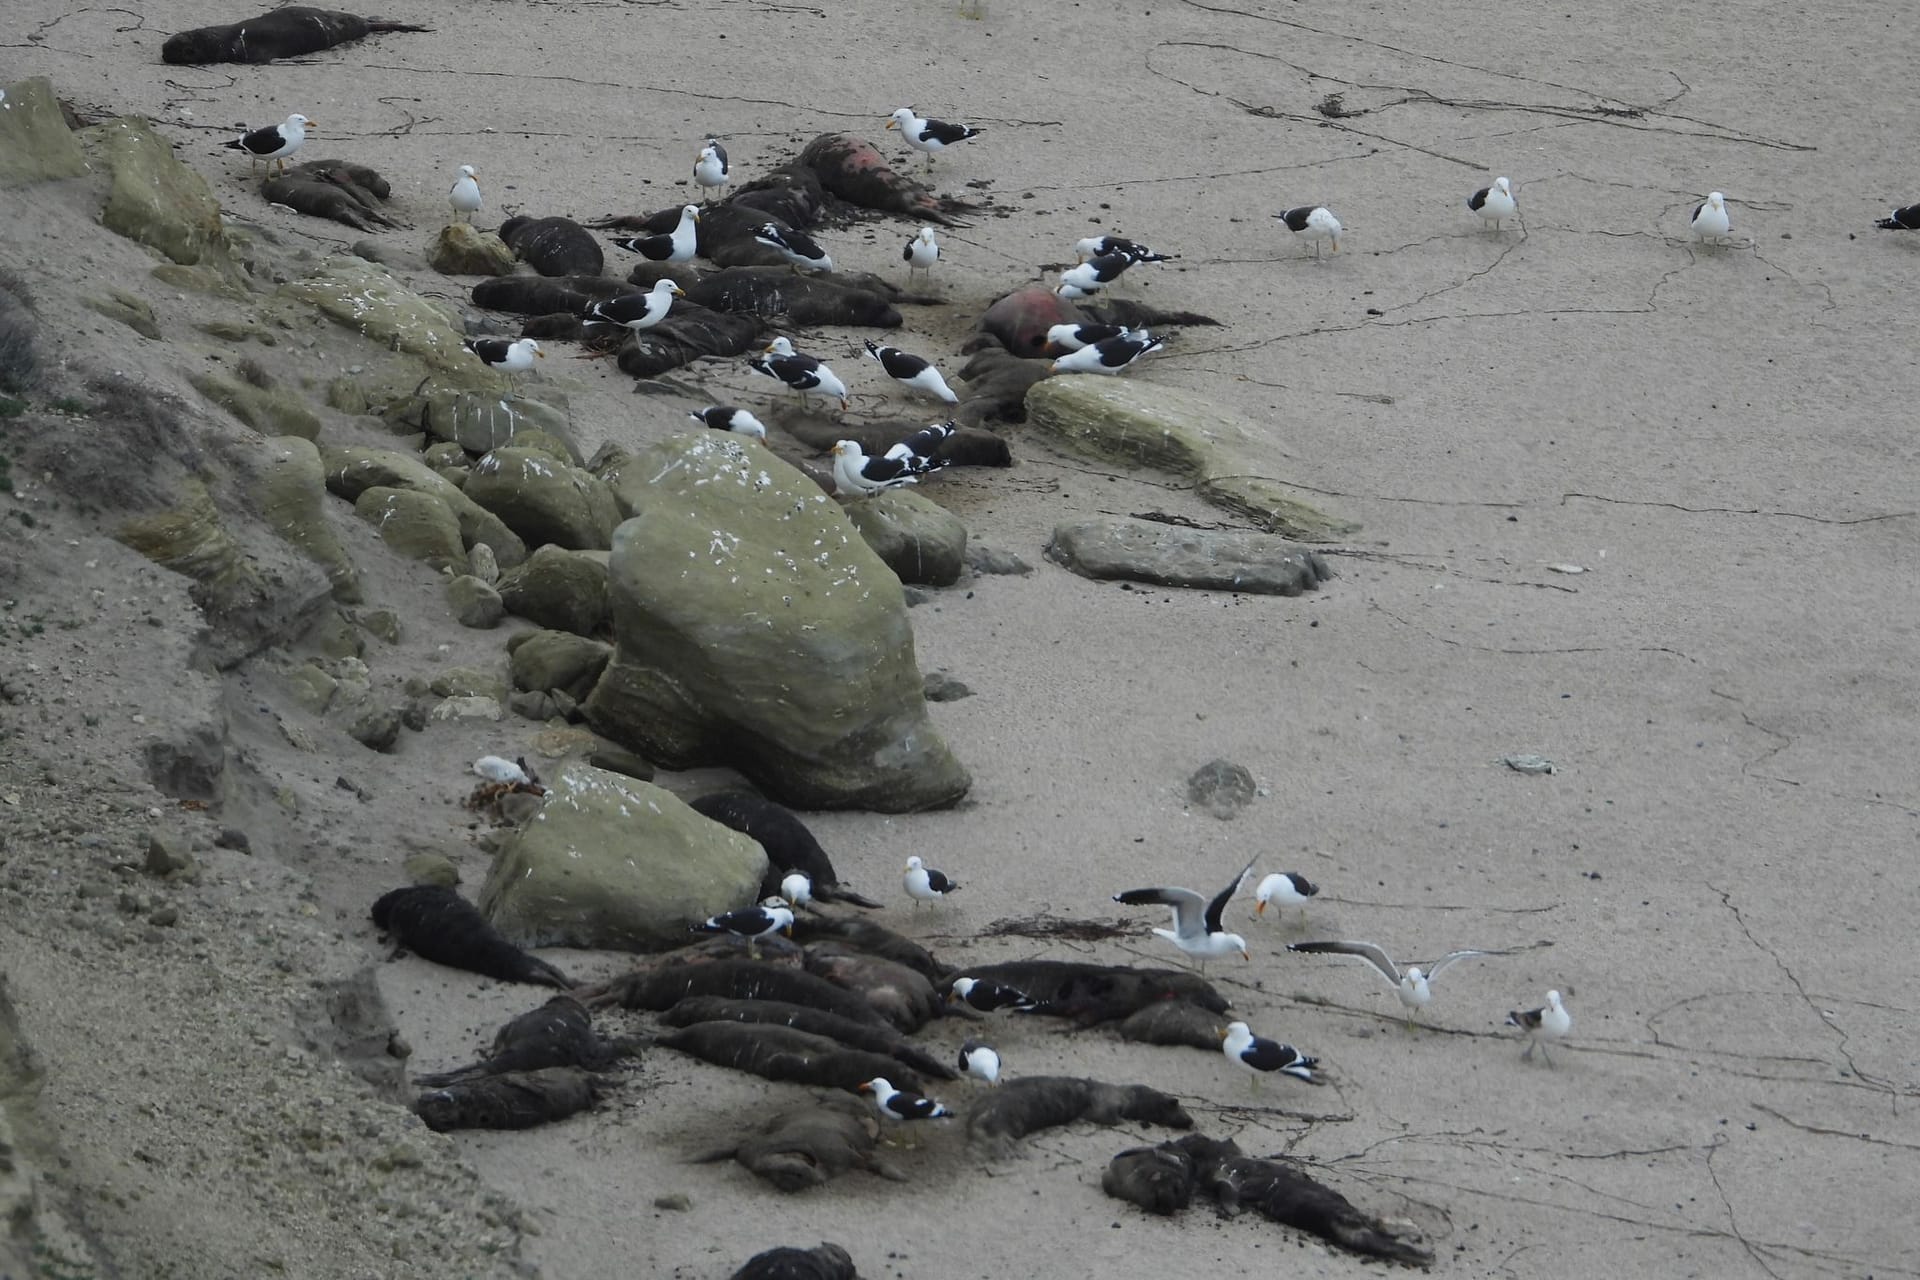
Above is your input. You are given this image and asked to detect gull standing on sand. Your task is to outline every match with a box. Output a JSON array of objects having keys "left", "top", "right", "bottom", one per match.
[
  {"left": 583, "top": 279, "right": 684, "bottom": 334},
  {"left": 748, "top": 337, "right": 849, "bottom": 413},
  {"left": 1690, "top": 192, "right": 1732, "bottom": 245},
  {"left": 864, "top": 340, "right": 959, "bottom": 403},
  {"left": 1275, "top": 205, "right": 1342, "bottom": 256},
  {"left": 690, "top": 406, "right": 768, "bottom": 439},
  {"left": 1113, "top": 857, "right": 1255, "bottom": 969},
  {"left": 861, "top": 1077, "right": 951, "bottom": 1123},
  {"left": 903, "top": 855, "right": 960, "bottom": 906},
  {"left": 226, "top": 113, "right": 311, "bottom": 175},
  {"left": 959, "top": 1040, "right": 1002, "bottom": 1085},
  {"left": 463, "top": 337, "right": 543, "bottom": 388},
  {"left": 611, "top": 204, "right": 701, "bottom": 264},
  {"left": 903, "top": 226, "right": 940, "bottom": 285},
  {"left": 448, "top": 165, "right": 482, "bottom": 222},
  {"left": 1507, "top": 989, "right": 1572, "bottom": 1065},
  {"left": 1254, "top": 871, "right": 1319, "bottom": 922},
  {"left": 887, "top": 107, "right": 984, "bottom": 168},
  {"left": 1468, "top": 176, "right": 1517, "bottom": 230},
  {"left": 1288, "top": 939, "right": 1505, "bottom": 1027},
  {"left": 1221, "top": 1022, "right": 1318, "bottom": 1089},
  {"left": 693, "top": 138, "right": 729, "bottom": 201}
]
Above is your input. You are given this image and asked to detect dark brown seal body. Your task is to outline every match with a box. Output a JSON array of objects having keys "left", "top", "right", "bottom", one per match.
[
  {"left": 803, "top": 944, "right": 936, "bottom": 1033},
  {"left": 162, "top": 7, "right": 429, "bottom": 64},
  {"left": 262, "top": 161, "right": 404, "bottom": 232},
  {"left": 615, "top": 308, "right": 764, "bottom": 379},
  {"left": 695, "top": 1093, "right": 903, "bottom": 1194},
  {"left": 413, "top": 995, "right": 640, "bottom": 1085},
  {"left": 1116, "top": 998, "right": 1231, "bottom": 1051},
  {"left": 657, "top": 1020, "right": 920, "bottom": 1093},
  {"left": 413, "top": 1067, "right": 609, "bottom": 1132},
  {"left": 949, "top": 960, "right": 1227, "bottom": 1025},
  {"left": 1102, "top": 1143, "right": 1198, "bottom": 1216},
  {"left": 798, "top": 133, "right": 979, "bottom": 226},
  {"left": 498, "top": 215, "right": 605, "bottom": 278},
  {"left": 684, "top": 267, "right": 901, "bottom": 329},
  {"left": 730, "top": 1242, "right": 860, "bottom": 1280},
  {"left": 690, "top": 790, "right": 882, "bottom": 908},
  {"left": 661, "top": 996, "right": 955, "bottom": 1080},
  {"left": 588, "top": 957, "right": 887, "bottom": 1025},
  {"left": 471, "top": 274, "right": 629, "bottom": 317},
  {"left": 371, "top": 885, "right": 573, "bottom": 989},
  {"left": 966, "top": 1076, "right": 1192, "bottom": 1154}
]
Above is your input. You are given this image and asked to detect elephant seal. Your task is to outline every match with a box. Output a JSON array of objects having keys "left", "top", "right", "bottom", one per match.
[
  {"left": 585, "top": 957, "right": 887, "bottom": 1025},
  {"left": 787, "top": 917, "right": 945, "bottom": 983},
  {"left": 657, "top": 1020, "right": 919, "bottom": 1093},
  {"left": 693, "top": 1092, "right": 905, "bottom": 1194},
  {"left": 730, "top": 1241, "right": 861, "bottom": 1280},
  {"left": 498, "top": 215, "right": 605, "bottom": 278},
  {"left": 947, "top": 960, "right": 1227, "bottom": 1025},
  {"left": 1116, "top": 997, "right": 1232, "bottom": 1051},
  {"left": 966, "top": 1076, "right": 1193, "bottom": 1157},
  {"left": 684, "top": 267, "right": 902, "bottom": 328},
  {"left": 660, "top": 996, "right": 954, "bottom": 1080},
  {"left": 1102, "top": 1143, "right": 1197, "bottom": 1216},
  {"left": 689, "top": 790, "right": 881, "bottom": 908},
  {"left": 615, "top": 307, "right": 765, "bottom": 379},
  {"left": 471, "top": 274, "right": 628, "bottom": 317},
  {"left": 802, "top": 943, "right": 936, "bottom": 1033},
  {"left": 262, "top": 160, "right": 404, "bottom": 232},
  {"left": 370, "top": 885, "right": 573, "bottom": 989},
  {"left": 798, "top": 133, "right": 979, "bottom": 226},
  {"left": 162, "top": 7, "right": 429, "bottom": 64},
  {"left": 413, "top": 995, "right": 641, "bottom": 1086},
  {"left": 413, "top": 1067, "right": 610, "bottom": 1132}
]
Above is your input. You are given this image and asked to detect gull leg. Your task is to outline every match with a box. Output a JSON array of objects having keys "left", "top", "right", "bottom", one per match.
[
  {"left": 1520, "top": 1040, "right": 1535, "bottom": 1062},
  {"left": 1540, "top": 1043, "right": 1555, "bottom": 1068}
]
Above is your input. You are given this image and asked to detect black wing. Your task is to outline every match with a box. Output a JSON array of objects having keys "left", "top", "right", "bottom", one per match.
[
  {"left": 1088, "top": 252, "right": 1133, "bottom": 282},
  {"left": 1203, "top": 857, "right": 1257, "bottom": 933},
  {"left": 237, "top": 123, "right": 286, "bottom": 156},
  {"left": 892, "top": 421, "right": 955, "bottom": 458},
  {"left": 1691, "top": 200, "right": 1707, "bottom": 224},
  {"left": 709, "top": 139, "right": 729, "bottom": 171},
  {"left": 1468, "top": 186, "right": 1490, "bottom": 212},
  {"left": 585, "top": 294, "right": 645, "bottom": 324},
  {"left": 922, "top": 118, "right": 982, "bottom": 145},
  {"left": 464, "top": 338, "right": 513, "bottom": 363},
  {"left": 1875, "top": 203, "right": 1920, "bottom": 230},
  {"left": 923, "top": 866, "right": 960, "bottom": 894},
  {"left": 1276, "top": 206, "right": 1314, "bottom": 233},
  {"left": 612, "top": 233, "right": 672, "bottom": 259},
  {"left": 875, "top": 346, "right": 929, "bottom": 379},
  {"left": 764, "top": 354, "right": 823, "bottom": 388}
]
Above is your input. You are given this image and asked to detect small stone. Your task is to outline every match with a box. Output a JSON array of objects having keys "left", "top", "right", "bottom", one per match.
[
  {"left": 357, "top": 609, "right": 404, "bottom": 644},
  {"left": 901, "top": 585, "right": 934, "bottom": 607},
  {"left": 467, "top": 542, "right": 500, "bottom": 585},
  {"left": 145, "top": 832, "right": 195, "bottom": 877},
  {"left": 148, "top": 904, "right": 180, "bottom": 927},
  {"left": 1185, "top": 758, "right": 1257, "bottom": 819},
  {"left": 429, "top": 695, "right": 504, "bottom": 723},
  {"left": 446, "top": 575, "right": 505, "bottom": 629},
  {"left": 284, "top": 663, "right": 338, "bottom": 715},
  {"left": 922, "top": 671, "right": 974, "bottom": 702},
  {"left": 400, "top": 701, "right": 430, "bottom": 733},
  {"left": 403, "top": 852, "right": 461, "bottom": 888},
  {"left": 348, "top": 707, "right": 403, "bottom": 752},
  {"left": 214, "top": 827, "right": 251, "bottom": 853},
  {"left": 652, "top": 1193, "right": 691, "bottom": 1212},
  {"left": 1499, "top": 753, "right": 1557, "bottom": 775},
  {"left": 965, "top": 545, "right": 1034, "bottom": 576},
  {"left": 509, "top": 690, "right": 559, "bottom": 721}
]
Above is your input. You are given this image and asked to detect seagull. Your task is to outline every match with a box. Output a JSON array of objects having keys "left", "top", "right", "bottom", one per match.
[
  {"left": 755, "top": 222, "right": 833, "bottom": 273},
  {"left": 1874, "top": 203, "right": 1920, "bottom": 231},
  {"left": 583, "top": 279, "right": 684, "bottom": 334},
  {"left": 1274, "top": 205, "right": 1342, "bottom": 256},
  {"left": 779, "top": 872, "right": 814, "bottom": 908},
  {"left": 1044, "top": 322, "right": 1126, "bottom": 354},
  {"left": 864, "top": 340, "right": 959, "bottom": 403},
  {"left": 1507, "top": 989, "right": 1572, "bottom": 1065},
  {"left": 1287, "top": 940, "right": 1506, "bottom": 1027},
  {"left": 448, "top": 165, "right": 482, "bottom": 223},
  {"left": 1113, "top": 857, "right": 1255, "bottom": 970},
  {"left": 1468, "top": 176, "right": 1517, "bottom": 230},
  {"left": 1074, "top": 235, "right": 1174, "bottom": 264},
  {"left": 1050, "top": 330, "right": 1164, "bottom": 375},
  {"left": 947, "top": 976, "right": 1039, "bottom": 1013},
  {"left": 904, "top": 855, "right": 960, "bottom": 906},
  {"left": 1056, "top": 252, "right": 1133, "bottom": 298},
  {"left": 887, "top": 107, "right": 983, "bottom": 168},
  {"left": 903, "top": 226, "right": 940, "bottom": 285},
  {"left": 1690, "top": 191, "right": 1732, "bottom": 245},
  {"left": 472, "top": 755, "right": 536, "bottom": 786},
  {"left": 1253, "top": 872, "right": 1319, "bottom": 922},
  {"left": 691, "top": 899, "right": 794, "bottom": 959},
  {"left": 959, "top": 1040, "right": 1002, "bottom": 1086},
  {"left": 883, "top": 421, "right": 956, "bottom": 466},
  {"left": 693, "top": 138, "right": 730, "bottom": 201},
  {"left": 748, "top": 337, "right": 849, "bottom": 412},
  {"left": 830, "top": 441, "right": 922, "bottom": 497},
  {"left": 689, "top": 406, "right": 768, "bottom": 439},
  {"left": 226, "top": 113, "right": 311, "bottom": 176},
  {"left": 1221, "top": 1022, "right": 1318, "bottom": 1090},
  {"left": 463, "top": 337, "right": 543, "bottom": 388},
  {"left": 611, "top": 204, "right": 701, "bottom": 264},
  {"left": 860, "top": 1077, "right": 951, "bottom": 1122}
]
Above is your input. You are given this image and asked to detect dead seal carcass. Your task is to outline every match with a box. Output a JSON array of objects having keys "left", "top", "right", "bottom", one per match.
[
  {"left": 162, "top": 7, "right": 429, "bottom": 64},
  {"left": 370, "top": 884, "right": 573, "bottom": 989}
]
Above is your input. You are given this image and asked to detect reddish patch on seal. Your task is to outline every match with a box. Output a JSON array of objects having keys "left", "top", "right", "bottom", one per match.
[
  {"left": 979, "top": 287, "right": 1083, "bottom": 359},
  {"left": 799, "top": 133, "right": 979, "bottom": 227}
]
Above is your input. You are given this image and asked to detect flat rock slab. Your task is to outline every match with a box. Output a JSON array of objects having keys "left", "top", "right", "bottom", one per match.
[{"left": 1046, "top": 517, "right": 1332, "bottom": 597}]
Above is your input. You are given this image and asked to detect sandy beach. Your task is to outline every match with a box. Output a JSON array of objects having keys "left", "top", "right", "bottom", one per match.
[{"left": 2, "top": 0, "right": 1917, "bottom": 1277}]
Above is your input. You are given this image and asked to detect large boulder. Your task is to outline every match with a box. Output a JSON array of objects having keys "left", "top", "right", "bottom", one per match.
[
  {"left": 427, "top": 224, "right": 517, "bottom": 276},
  {"left": 476, "top": 764, "right": 767, "bottom": 951},
  {"left": 845, "top": 491, "right": 968, "bottom": 587},
  {"left": 278, "top": 256, "right": 469, "bottom": 371},
  {"left": 353, "top": 486, "right": 465, "bottom": 568},
  {"left": 581, "top": 433, "right": 970, "bottom": 812},
  {"left": 0, "top": 77, "right": 89, "bottom": 185},
  {"left": 463, "top": 447, "right": 622, "bottom": 551},
  {"left": 80, "top": 116, "right": 228, "bottom": 266},
  {"left": 255, "top": 436, "right": 361, "bottom": 602},
  {"left": 321, "top": 445, "right": 527, "bottom": 568},
  {"left": 509, "top": 629, "right": 611, "bottom": 701},
  {"left": 1023, "top": 378, "right": 1356, "bottom": 542},
  {"left": 496, "top": 545, "right": 609, "bottom": 635},
  {"left": 1045, "top": 517, "right": 1333, "bottom": 596}
]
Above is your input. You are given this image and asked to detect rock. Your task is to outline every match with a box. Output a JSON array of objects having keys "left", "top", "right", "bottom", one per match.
[
  {"left": 508, "top": 630, "right": 611, "bottom": 700},
  {"left": 285, "top": 662, "right": 339, "bottom": 714},
  {"left": 419, "top": 385, "right": 578, "bottom": 459},
  {"left": 587, "top": 745, "right": 655, "bottom": 782},
  {"left": 653, "top": 1193, "right": 692, "bottom": 1212},
  {"left": 81, "top": 116, "right": 229, "bottom": 266},
  {"left": 1024, "top": 379, "right": 1356, "bottom": 541},
  {"left": 148, "top": 905, "right": 180, "bottom": 928},
  {"left": 922, "top": 671, "right": 972, "bottom": 702},
  {"left": 349, "top": 707, "right": 402, "bottom": 752},
  {"left": 508, "top": 690, "right": 560, "bottom": 720},
  {"left": 966, "top": 545, "right": 1033, "bottom": 576},
  {"left": 144, "top": 832, "right": 195, "bottom": 878},
  {"left": 190, "top": 372, "right": 325, "bottom": 440},
  {"left": 496, "top": 545, "right": 609, "bottom": 636},
  {"left": 844, "top": 491, "right": 968, "bottom": 587},
  {"left": 424, "top": 442, "right": 469, "bottom": 471},
  {"left": 428, "top": 224, "right": 518, "bottom": 276},
  {"left": 403, "top": 853, "right": 461, "bottom": 888},
  {"left": 255, "top": 437, "right": 362, "bottom": 602},
  {"left": 463, "top": 448, "right": 622, "bottom": 551},
  {"left": 142, "top": 716, "right": 226, "bottom": 801},
  {"left": 353, "top": 486, "right": 466, "bottom": 569},
  {"left": 214, "top": 827, "right": 251, "bottom": 852},
  {"left": 82, "top": 289, "right": 162, "bottom": 340},
  {"left": 429, "top": 668, "right": 508, "bottom": 701},
  {"left": 0, "top": 77, "right": 90, "bottom": 185},
  {"left": 430, "top": 696, "right": 503, "bottom": 722},
  {"left": 467, "top": 541, "right": 500, "bottom": 584},
  {"left": 582, "top": 434, "right": 970, "bottom": 812},
  {"left": 1186, "top": 759, "right": 1257, "bottom": 819},
  {"left": 278, "top": 256, "right": 470, "bottom": 371},
  {"left": 1045, "top": 517, "right": 1333, "bottom": 596},
  {"left": 322, "top": 445, "right": 527, "bottom": 568},
  {"left": 357, "top": 609, "right": 403, "bottom": 644},
  {"left": 477, "top": 765, "right": 768, "bottom": 951},
  {"left": 446, "top": 575, "right": 505, "bottom": 629},
  {"left": 310, "top": 609, "right": 367, "bottom": 660}
]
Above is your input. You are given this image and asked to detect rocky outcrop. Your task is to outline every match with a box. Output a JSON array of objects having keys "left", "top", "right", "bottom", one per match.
[
  {"left": 1045, "top": 517, "right": 1333, "bottom": 596},
  {"left": 509, "top": 630, "right": 611, "bottom": 701},
  {"left": 845, "top": 491, "right": 967, "bottom": 587},
  {"left": 428, "top": 224, "right": 517, "bottom": 276},
  {"left": 278, "top": 256, "right": 469, "bottom": 370},
  {"left": 477, "top": 765, "right": 767, "bottom": 951},
  {"left": 463, "top": 448, "right": 622, "bottom": 551},
  {"left": 496, "top": 545, "right": 609, "bottom": 635},
  {"left": 1023, "top": 378, "right": 1355, "bottom": 542},
  {"left": 321, "top": 445, "right": 527, "bottom": 568},
  {"left": 255, "top": 436, "right": 361, "bottom": 602},
  {"left": 80, "top": 116, "right": 229, "bottom": 266},
  {"left": 192, "top": 371, "right": 325, "bottom": 440},
  {"left": 353, "top": 486, "right": 466, "bottom": 569},
  {"left": 0, "top": 77, "right": 89, "bottom": 186},
  {"left": 582, "top": 433, "right": 970, "bottom": 812}
]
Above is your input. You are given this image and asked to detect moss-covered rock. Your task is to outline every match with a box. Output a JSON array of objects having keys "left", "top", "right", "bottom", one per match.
[
  {"left": 0, "top": 76, "right": 89, "bottom": 185},
  {"left": 846, "top": 490, "right": 968, "bottom": 587},
  {"left": 81, "top": 116, "right": 228, "bottom": 266},
  {"left": 353, "top": 485, "right": 465, "bottom": 568},
  {"left": 255, "top": 436, "right": 361, "bottom": 602},
  {"left": 463, "top": 447, "right": 621, "bottom": 551},
  {"left": 321, "top": 445, "right": 527, "bottom": 568},
  {"left": 192, "top": 372, "right": 325, "bottom": 440},
  {"left": 508, "top": 630, "right": 611, "bottom": 701},
  {"left": 427, "top": 223, "right": 518, "bottom": 276},
  {"left": 496, "top": 545, "right": 608, "bottom": 636}
]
